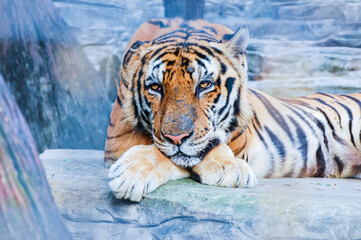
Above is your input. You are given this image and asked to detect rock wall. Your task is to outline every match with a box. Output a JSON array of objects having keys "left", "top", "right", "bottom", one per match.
[
  {"left": 53, "top": 0, "right": 361, "bottom": 98},
  {"left": 0, "top": 74, "right": 71, "bottom": 239},
  {"left": 0, "top": 0, "right": 112, "bottom": 151}
]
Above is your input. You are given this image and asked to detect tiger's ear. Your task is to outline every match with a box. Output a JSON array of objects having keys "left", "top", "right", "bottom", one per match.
[{"left": 224, "top": 26, "right": 249, "bottom": 56}]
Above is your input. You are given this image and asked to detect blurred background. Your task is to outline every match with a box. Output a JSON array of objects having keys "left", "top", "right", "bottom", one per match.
[{"left": 54, "top": 0, "right": 361, "bottom": 97}]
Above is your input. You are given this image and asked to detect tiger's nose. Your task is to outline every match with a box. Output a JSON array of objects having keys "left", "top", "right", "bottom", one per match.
[{"left": 164, "top": 133, "right": 190, "bottom": 146}]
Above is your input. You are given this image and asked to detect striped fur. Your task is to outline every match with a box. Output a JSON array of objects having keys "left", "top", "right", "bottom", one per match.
[{"left": 106, "top": 18, "right": 361, "bottom": 202}]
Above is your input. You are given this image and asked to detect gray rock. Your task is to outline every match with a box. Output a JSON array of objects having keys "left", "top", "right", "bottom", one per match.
[
  {"left": 99, "top": 55, "right": 121, "bottom": 102},
  {"left": 0, "top": 74, "right": 71, "bottom": 240},
  {"left": 41, "top": 149, "right": 361, "bottom": 239},
  {"left": 0, "top": 0, "right": 112, "bottom": 152}
]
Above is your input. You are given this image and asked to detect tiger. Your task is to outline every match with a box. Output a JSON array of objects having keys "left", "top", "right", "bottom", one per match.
[{"left": 105, "top": 18, "right": 361, "bottom": 202}]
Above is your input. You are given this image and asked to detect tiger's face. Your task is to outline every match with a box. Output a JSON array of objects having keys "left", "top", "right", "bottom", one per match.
[{"left": 122, "top": 21, "right": 252, "bottom": 167}]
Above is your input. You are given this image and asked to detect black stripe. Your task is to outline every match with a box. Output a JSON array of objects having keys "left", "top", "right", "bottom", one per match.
[
  {"left": 181, "top": 57, "right": 191, "bottom": 67},
  {"left": 342, "top": 95, "right": 361, "bottom": 147},
  {"left": 122, "top": 41, "right": 149, "bottom": 69},
  {"left": 193, "top": 50, "right": 210, "bottom": 62},
  {"left": 282, "top": 103, "right": 317, "bottom": 135},
  {"left": 214, "top": 76, "right": 221, "bottom": 88},
  {"left": 153, "top": 39, "right": 178, "bottom": 45},
  {"left": 226, "top": 89, "right": 241, "bottom": 132},
  {"left": 233, "top": 89, "right": 241, "bottom": 115},
  {"left": 337, "top": 102, "right": 356, "bottom": 148},
  {"left": 193, "top": 43, "right": 243, "bottom": 80},
  {"left": 129, "top": 40, "right": 148, "bottom": 50},
  {"left": 289, "top": 117, "right": 308, "bottom": 169},
  {"left": 314, "top": 146, "right": 326, "bottom": 177},
  {"left": 211, "top": 46, "right": 223, "bottom": 55},
  {"left": 312, "top": 98, "right": 341, "bottom": 124},
  {"left": 120, "top": 74, "right": 129, "bottom": 88},
  {"left": 253, "top": 111, "right": 261, "bottom": 129},
  {"left": 333, "top": 156, "right": 344, "bottom": 175},
  {"left": 315, "top": 119, "right": 329, "bottom": 151},
  {"left": 190, "top": 29, "right": 216, "bottom": 38},
  {"left": 316, "top": 107, "right": 334, "bottom": 131},
  {"left": 227, "top": 118, "right": 239, "bottom": 133},
  {"left": 203, "top": 26, "right": 218, "bottom": 35},
  {"left": 188, "top": 168, "right": 201, "bottom": 183},
  {"left": 156, "top": 34, "right": 187, "bottom": 42},
  {"left": 132, "top": 90, "right": 147, "bottom": 132},
  {"left": 154, "top": 50, "right": 176, "bottom": 62},
  {"left": 212, "top": 95, "right": 220, "bottom": 107},
  {"left": 222, "top": 33, "right": 233, "bottom": 41},
  {"left": 230, "top": 129, "right": 245, "bottom": 142},
  {"left": 136, "top": 68, "right": 144, "bottom": 110},
  {"left": 167, "top": 60, "right": 175, "bottom": 66},
  {"left": 153, "top": 29, "right": 188, "bottom": 42},
  {"left": 149, "top": 47, "right": 165, "bottom": 60},
  {"left": 201, "top": 108, "right": 210, "bottom": 120},
  {"left": 218, "top": 77, "right": 235, "bottom": 116},
  {"left": 122, "top": 49, "right": 133, "bottom": 68},
  {"left": 106, "top": 135, "right": 121, "bottom": 140},
  {"left": 254, "top": 125, "right": 274, "bottom": 178},
  {"left": 136, "top": 63, "right": 155, "bottom": 129},
  {"left": 219, "top": 108, "right": 231, "bottom": 123},
  {"left": 251, "top": 90, "right": 294, "bottom": 143},
  {"left": 116, "top": 95, "right": 122, "bottom": 107},
  {"left": 192, "top": 37, "right": 219, "bottom": 43},
  {"left": 104, "top": 150, "right": 116, "bottom": 154},
  {"left": 316, "top": 93, "right": 335, "bottom": 99},
  {"left": 195, "top": 58, "right": 206, "bottom": 68},
  {"left": 342, "top": 95, "right": 361, "bottom": 110},
  {"left": 198, "top": 45, "right": 215, "bottom": 57},
  {"left": 220, "top": 62, "right": 227, "bottom": 74},
  {"left": 149, "top": 19, "right": 169, "bottom": 28},
  {"left": 197, "top": 138, "right": 221, "bottom": 160},
  {"left": 285, "top": 104, "right": 329, "bottom": 154},
  {"left": 265, "top": 126, "right": 286, "bottom": 160},
  {"left": 254, "top": 122, "right": 266, "bottom": 145}
]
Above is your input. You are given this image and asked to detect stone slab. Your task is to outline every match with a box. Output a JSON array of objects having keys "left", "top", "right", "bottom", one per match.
[{"left": 40, "top": 149, "right": 361, "bottom": 239}]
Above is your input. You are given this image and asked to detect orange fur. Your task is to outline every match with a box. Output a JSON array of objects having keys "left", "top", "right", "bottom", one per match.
[{"left": 106, "top": 18, "right": 361, "bottom": 202}]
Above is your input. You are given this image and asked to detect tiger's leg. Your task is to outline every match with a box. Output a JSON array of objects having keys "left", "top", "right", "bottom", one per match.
[
  {"left": 191, "top": 143, "right": 257, "bottom": 188},
  {"left": 108, "top": 145, "right": 190, "bottom": 202}
]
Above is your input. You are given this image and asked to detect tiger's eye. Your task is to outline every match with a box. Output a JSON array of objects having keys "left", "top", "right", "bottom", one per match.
[
  {"left": 199, "top": 81, "right": 212, "bottom": 89},
  {"left": 150, "top": 83, "right": 161, "bottom": 92}
]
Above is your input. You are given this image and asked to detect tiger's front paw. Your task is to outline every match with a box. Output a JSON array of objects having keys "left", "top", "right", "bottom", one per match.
[
  {"left": 192, "top": 143, "right": 257, "bottom": 188},
  {"left": 108, "top": 145, "right": 189, "bottom": 202}
]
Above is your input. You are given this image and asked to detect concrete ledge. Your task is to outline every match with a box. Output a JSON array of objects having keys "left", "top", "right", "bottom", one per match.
[{"left": 40, "top": 149, "right": 361, "bottom": 239}]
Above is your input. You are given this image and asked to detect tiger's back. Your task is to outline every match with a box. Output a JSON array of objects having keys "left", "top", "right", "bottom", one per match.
[{"left": 240, "top": 90, "right": 361, "bottom": 179}]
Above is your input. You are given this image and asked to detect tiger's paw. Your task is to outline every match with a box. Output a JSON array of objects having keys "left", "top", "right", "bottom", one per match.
[
  {"left": 192, "top": 143, "right": 257, "bottom": 188},
  {"left": 108, "top": 145, "right": 189, "bottom": 202}
]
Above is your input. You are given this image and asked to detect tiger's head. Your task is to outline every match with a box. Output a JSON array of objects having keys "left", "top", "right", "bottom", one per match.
[{"left": 121, "top": 19, "right": 252, "bottom": 167}]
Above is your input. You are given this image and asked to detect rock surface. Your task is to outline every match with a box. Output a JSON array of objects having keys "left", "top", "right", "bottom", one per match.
[
  {"left": 0, "top": 0, "right": 111, "bottom": 152},
  {"left": 41, "top": 149, "right": 361, "bottom": 239},
  {"left": 0, "top": 74, "right": 71, "bottom": 240}
]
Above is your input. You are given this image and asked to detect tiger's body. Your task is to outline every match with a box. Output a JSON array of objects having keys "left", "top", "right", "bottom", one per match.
[{"left": 106, "top": 18, "right": 361, "bottom": 202}]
